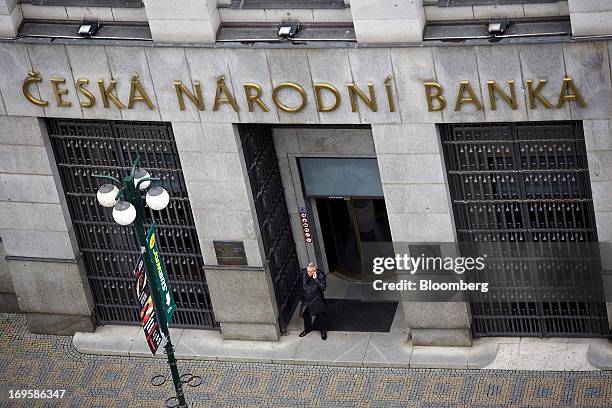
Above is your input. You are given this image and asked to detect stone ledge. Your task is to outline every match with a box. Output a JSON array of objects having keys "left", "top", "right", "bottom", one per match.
[
  {"left": 587, "top": 339, "right": 612, "bottom": 370},
  {"left": 0, "top": 292, "right": 19, "bottom": 313},
  {"left": 27, "top": 312, "right": 94, "bottom": 336},
  {"left": 73, "top": 325, "right": 505, "bottom": 369}
]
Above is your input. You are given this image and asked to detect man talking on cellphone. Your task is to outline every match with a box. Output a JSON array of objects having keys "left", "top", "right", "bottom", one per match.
[{"left": 299, "top": 262, "right": 328, "bottom": 340}]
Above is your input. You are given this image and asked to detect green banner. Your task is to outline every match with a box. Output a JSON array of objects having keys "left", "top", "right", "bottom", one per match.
[{"left": 147, "top": 223, "right": 177, "bottom": 324}]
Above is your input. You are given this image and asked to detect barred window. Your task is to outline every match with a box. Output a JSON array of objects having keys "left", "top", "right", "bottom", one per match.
[
  {"left": 437, "top": 0, "right": 559, "bottom": 6},
  {"left": 30, "top": 0, "right": 143, "bottom": 7}
]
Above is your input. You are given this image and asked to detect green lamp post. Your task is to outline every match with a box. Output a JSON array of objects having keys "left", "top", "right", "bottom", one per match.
[{"left": 94, "top": 155, "right": 187, "bottom": 408}]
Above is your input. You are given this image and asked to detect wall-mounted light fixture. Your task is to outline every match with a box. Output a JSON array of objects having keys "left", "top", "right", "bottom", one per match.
[
  {"left": 77, "top": 20, "right": 100, "bottom": 37},
  {"left": 278, "top": 21, "right": 300, "bottom": 39}
]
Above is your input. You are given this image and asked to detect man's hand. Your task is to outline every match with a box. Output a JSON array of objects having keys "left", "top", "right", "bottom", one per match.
[{"left": 313, "top": 272, "right": 317, "bottom": 279}]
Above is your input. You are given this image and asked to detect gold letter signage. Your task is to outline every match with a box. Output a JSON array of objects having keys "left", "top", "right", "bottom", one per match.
[{"left": 22, "top": 73, "right": 587, "bottom": 116}]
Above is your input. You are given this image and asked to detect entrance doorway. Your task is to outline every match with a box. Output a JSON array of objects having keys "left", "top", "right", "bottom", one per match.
[{"left": 317, "top": 198, "right": 392, "bottom": 281}]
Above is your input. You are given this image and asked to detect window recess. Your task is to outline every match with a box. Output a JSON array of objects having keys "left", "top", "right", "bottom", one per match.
[
  {"left": 29, "top": 0, "right": 143, "bottom": 7},
  {"left": 230, "top": 0, "right": 346, "bottom": 9},
  {"left": 436, "top": 0, "right": 559, "bottom": 6}
]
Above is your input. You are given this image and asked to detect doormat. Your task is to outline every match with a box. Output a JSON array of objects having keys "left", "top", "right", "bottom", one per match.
[{"left": 325, "top": 299, "right": 398, "bottom": 332}]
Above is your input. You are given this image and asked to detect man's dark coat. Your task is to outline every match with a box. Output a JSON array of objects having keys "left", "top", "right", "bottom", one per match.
[{"left": 300, "top": 269, "right": 327, "bottom": 316}]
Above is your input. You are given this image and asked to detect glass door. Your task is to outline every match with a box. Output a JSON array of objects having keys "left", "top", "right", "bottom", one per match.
[{"left": 317, "top": 198, "right": 392, "bottom": 281}]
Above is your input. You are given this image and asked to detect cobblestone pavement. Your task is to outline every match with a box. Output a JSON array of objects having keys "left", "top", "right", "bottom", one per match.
[{"left": 1, "top": 314, "right": 611, "bottom": 408}]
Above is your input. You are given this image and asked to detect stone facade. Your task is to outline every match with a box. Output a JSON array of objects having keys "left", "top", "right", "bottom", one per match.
[
  {"left": 0, "top": 116, "right": 95, "bottom": 334},
  {"left": 0, "top": 0, "right": 611, "bottom": 345},
  {"left": 568, "top": 0, "right": 612, "bottom": 37}
]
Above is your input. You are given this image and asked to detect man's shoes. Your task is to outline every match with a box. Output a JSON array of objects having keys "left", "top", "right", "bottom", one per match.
[
  {"left": 320, "top": 330, "right": 327, "bottom": 340},
  {"left": 299, "top": 330, "right": 310, "bottom": 337}
]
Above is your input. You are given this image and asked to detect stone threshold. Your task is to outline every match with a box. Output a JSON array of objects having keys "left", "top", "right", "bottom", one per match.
[{"left": 73, "top": 325, "right": 610, "bottom": 371}]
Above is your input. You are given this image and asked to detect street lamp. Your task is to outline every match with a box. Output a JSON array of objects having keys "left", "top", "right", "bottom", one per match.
[{"left": 94, "top": 155, "right": 188, "bottom": 408}]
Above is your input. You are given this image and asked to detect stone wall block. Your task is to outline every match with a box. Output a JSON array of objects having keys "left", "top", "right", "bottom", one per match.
[
  {"left": 591, "top": 182, "right": 612, "bottom": 212},
  {"left": 8, "top": 258, "right": 93, "bottom": 316},
  {"left": 105, "top": 46, "right": 161, "bottom": 122},
  {"left": 583, "top": 119, "right": 612, "bottom": 151},
  {"left": 353, "top": 18, "right": 424, "bottom": 43},
  {"left": 295, "top": 127, "right": 375, "bottom": 154},
  {"left": 0, "top": 116, "right": 44, "bottom": 146},
  {"left": 173, "top": 122, "right": 238, "bottom": 153},
  {"left": 203, "top": 265, "right": 279, "bottom": 333},
  {"left": 372, "top": 124, "right": 439, "bottom": 154},
  {"left": 266, "top": 49, "right": 319, "bottom": 124},
  {"left": 0, "top": 5, "right": 21, "bottom": 38},
  {"left": 390, "top": 48, "right": 442, "bottom": 124},
  {"left": 571, "top": 11, "right": 612, "bottom": 37},
  {"left": 307, "top": 49, "right": 361, "bottom": 124},
  {"left": 475, "top": 45, "right": 528, "bottom": 122},
  {"left": 27, "top": 45, "right": 84, "bottom": 119},
  {"left": 65, "top": 6, "right": 113, "bottom": 21},
  {"left": 148, "top": 17, "right": 219, "bottom": 44},
  {"left": 0, "top": 0, "right": 18, "bottom": 15},
  {"left": 0, "top": 44, "right": 44, "bottom": 117},
  {"left": 180, "top": 151, "right": 244, "bottom": 182},
  {"left": 432, "top": 47, "right": 486, "bottom": 123},
  {"left": 185, "top": 48, "right": 240, "bottom": 123},
  {"left": 0, "top": 174, "right": 60, "bottom": 204},
  {"left": 0, "top": 145, "right": 52, "bottom": 175},
  {"left": 377, "top": 154, "right": 445, "bottom": 184},
  {"left": 144, "top": 0, "right": 217, "bottom": 21},
  {"left": 347, "top": 48, "right": 401, "bottom": 124},
  {"left": 20, "top": 4, "right": 68, "bottom": 19},
  {"left": 0, "top": 88, "right": 5, "bottom": 115},
  {"left": 0, "top": 229, "right": 78, "bottom": 260},
  {"left": 147, "top": 48, "right": 200, "bottom": 122},
  {"left": 351, "top": 0, "right": 424, "bottom": 21},
  {"left": 0, "top": 202, "right": 68, "bottom": 231},
  {"left": 595, "top": 211, "right": 612, "bottom": 242},
  {"left": 563, "top": 42, "right": 612, "bottom": 120},
  {"left": 65, "top": 45, "right": 122, "bottom": 121},
  {"left": 386, "top": 212, "right": 455, "bottom": 242},
  {"left": 226, "top": 49, "right": 279, "bottom": 124},
  {"left": 586, "top": 150, "right": 612, "bottom": 182},
  {"left": 193, "top": 209, "right": 254, "bottom": 240},
  {"left": 568, "top": 0, "right": 612, "bottom": 13},
  {"left": 186, "top": 181, "right": 251, "bottom": 212},
  {"left": 382, "top": 183, "right": 450, "bottom": 214},
  {"left": 0, "top": 241, "right": 14, "bottom": 294},
  {"left": 519, "top": 43, "right": 571, "bottom": 121}
]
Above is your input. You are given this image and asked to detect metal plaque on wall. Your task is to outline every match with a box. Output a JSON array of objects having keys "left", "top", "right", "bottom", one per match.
[{"left": 213, "top": 241, "right": 248, "bottom": 266}]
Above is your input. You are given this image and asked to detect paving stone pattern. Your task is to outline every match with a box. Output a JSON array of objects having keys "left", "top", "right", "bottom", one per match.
[{"left": 0, "top": 314, "right": 611, "bottom": 407}]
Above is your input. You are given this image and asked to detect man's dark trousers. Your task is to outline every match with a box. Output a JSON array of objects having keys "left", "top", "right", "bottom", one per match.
[{"left": 302, "top": 308, "right": 327, "bottom": 332}]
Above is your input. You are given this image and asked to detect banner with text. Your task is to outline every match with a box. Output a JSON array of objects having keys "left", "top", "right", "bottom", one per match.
[{"left": 133, "top": 254, "right": 164, "bottom": 355}]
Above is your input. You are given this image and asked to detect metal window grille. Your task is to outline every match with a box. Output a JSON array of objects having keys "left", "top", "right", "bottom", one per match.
[
  {"left": 441, "top": 121, "right": 610, "bottom": 337},
  {"left": 47, "top": 118, "right": 217, "bottom": 329},
  {"left": 239, "top": 124, "right": 301, "bottom": 332},
  {"left": 437, "top": 0, "right": 558, "bottom": 6},
  {"left": 31, "top": 0, "right": 143, "bottom": 7}
]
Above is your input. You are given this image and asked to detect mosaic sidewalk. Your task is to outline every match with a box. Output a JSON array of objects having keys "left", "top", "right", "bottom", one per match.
[{"left": 1, "top": 314, "right": 611, "bottom": 408}]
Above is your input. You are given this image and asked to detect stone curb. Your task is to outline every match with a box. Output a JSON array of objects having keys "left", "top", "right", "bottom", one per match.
[
  {"left": 587, "top": 340, "right": 612, "bottom": 370},
  {"left": 73, "top": 325, "right": 501, "bottom": 369}
]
